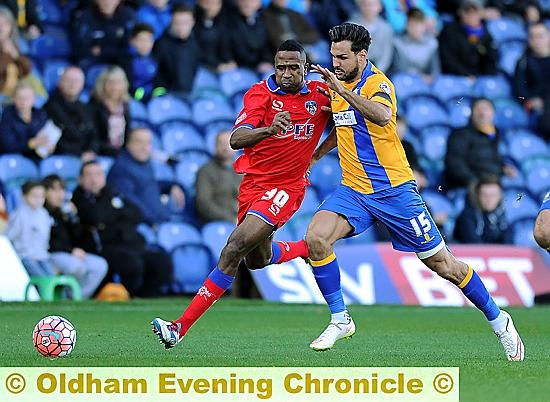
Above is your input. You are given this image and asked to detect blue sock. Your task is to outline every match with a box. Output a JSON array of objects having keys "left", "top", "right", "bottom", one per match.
[
  {"left": 459, "top": 266, "right": 500, "bottom": 321},
  {"left": 268, "top": 242, "right": 282, "bottom": 265},
  {"left": 311, "top": 253, "right": 346, "bottom": 314},
  {"left": 207, "top": 266, "right": 234, "bottom": 291}
]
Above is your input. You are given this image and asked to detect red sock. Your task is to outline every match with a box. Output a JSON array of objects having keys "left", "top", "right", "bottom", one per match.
[
  {"left": 273, "top": 240, "right": 309, "bottom": 263},
  {"left": 174, "top": 278, "right": 227, "bottom": 336}
]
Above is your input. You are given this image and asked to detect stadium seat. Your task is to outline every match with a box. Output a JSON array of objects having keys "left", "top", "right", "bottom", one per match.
[
  {"left": 418, "top": 157, "right": 444, "bottom": 191},
  {"left": 201, "top": 220, "right": 236, "bottom": 257},
  {"left": 160, "top": 122, "right": 206, "bottom": 155},
  {"left": 525, "top": 163, "right": 550, "bottom": 200},
  {"left": 84, "top": 63, "right": 107, "bottom": 90},
  {"left": 446, "top": 100, "right": 471, "bottom": 128},
  {"left": 5, "top": 187, "right": 22, "bottom": 213},
  {"left": 431, "top": 75, "right": 473, "bottom": 104},
  {"left": 175, "top": 150, "right": 212, "bottom": 194},
  {"left": 494, "top": 100, "right": 529, "bottom": 131},
  {"left": 157, "top": 222, "right": 202, "bottom": 252},
  {"left": 422, "top": 189, "right": 456, "bottom": 218},
  {"left": 473, "top": 75, "right": 512, "bottom": 100},
  {"left": 512, "top": 219, "right": 538, "bottom": 247},
  {"left": 171, "top": 243, "right": 215, "bottom": 294},
  {"left": 288, "top": 212, "right": 314, "bottom": 238},
  {"left": 129, "top": 99, "right": 149, "bottom": 122},
  {"left": 95, "top": 156, "right": 114, "bottom": 175},
  {"left": 205, "top": 122, "right": 234, "bottom": 153},
  {"left": 42, "top": 60, "right": 70, "bottom": 93},
  {"left": 300, "top": 187, "right": 321, "bottom": 215},
  {"left": 147, "top": 94, "right": 192, "bottom": 126},
  {"left": 487, "top": 18, "right": 527, "bottom": 44},
  {"left": 308, "top": 154, "right": 342, "bottom": 199},
  {"left": 30, "top": 33, "right": 71, "bottom": 60},
  {"left": 192, "top": 67, "right": 219, "bottom": 94},
  {"left": 405, "top": 98, "right": 449, "bottom": 131},
  {"left": 0, "top": 154, "right": 39, "bottom": 191},
  {"left": 36, "top": 0, "right": 63, "bottom": 25},
  {"left": 25, "top": 275, "right": 82, "bottom": 301},
  {"left": 391, "top": 73, "right": 432, "bottom": 103},
  {"left": 137, "top": 223, "right": 157, "bottom": 247},
  {"left": 191, "top": 97, "right": 234, "bottom": 127},
  {"left": 418, "top": 125, "right": 451, "bottom": 161},
  {"left": 219, "top": 68, "right": 259, "bottom": 99},
  {"left": 501, "top": 172, "right": 525, "bottom": 189},
  {"left": 151, "top": 160, "right": 175, "bottom": 183},
  {"left": 502, "top": 190, "right": 540, "bottom": 224},
  {"left": 506, "top": 130, "right": 549, "bottom": 163},
  {"left": 273, "top": 221, "right": 296, "bottom": 242},
  {"left": 498, "top": 41, "right": 526, "bottom": 76},
  {"left": 39, "top": 155, "right": 81, "bottom": 189}
]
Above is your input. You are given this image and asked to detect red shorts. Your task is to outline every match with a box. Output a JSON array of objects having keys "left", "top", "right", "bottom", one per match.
[{"left": 237, "top": 176, "right": 306, "bottom": 227}]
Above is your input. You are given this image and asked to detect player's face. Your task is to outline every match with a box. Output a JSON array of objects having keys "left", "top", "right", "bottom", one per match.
[
  {"left": 80, "top": 164, "right": 106, "bottom": 196},
  {"left": 330, "top": 40, "right": 367, "bottom": 83},
  {"left": 274, "top": 50, "right": 306, "bottom": 94}
]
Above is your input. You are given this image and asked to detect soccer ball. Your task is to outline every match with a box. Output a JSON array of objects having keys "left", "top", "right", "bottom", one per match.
[{"left": 33, "top": 315, "right": 77, "bottom": 357}]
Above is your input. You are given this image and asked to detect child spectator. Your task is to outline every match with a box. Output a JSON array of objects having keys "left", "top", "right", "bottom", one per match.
[{"left": 6, "top": 181, "right": 55, "bottom": 276}]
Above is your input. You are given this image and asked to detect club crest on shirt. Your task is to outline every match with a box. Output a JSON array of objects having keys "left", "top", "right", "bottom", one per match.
[
  {"left": 379, "top": 82, "right": 392, "bottom": 94},
  {"left": 305, "top": 100, "right": 317, "bottom": 115}
]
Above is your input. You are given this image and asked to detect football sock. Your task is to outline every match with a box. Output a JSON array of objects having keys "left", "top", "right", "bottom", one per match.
[
  {"left": 175, "top": 267, "right": 234, "bottom": 336},
  {"left": 269, "top": 240, "right": 309, "bottom": 264},
  {"left": 310, "top": 252, "right": 346, "bottom": 314},
  {"left": 331, "top": 311, "right": 349, "bottom": 323},
  {"left": 458, "top": 266, "right": 500, "bottom": 321}
]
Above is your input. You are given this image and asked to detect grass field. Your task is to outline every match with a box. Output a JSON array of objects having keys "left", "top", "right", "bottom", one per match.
[{"left": 0, "top": 298, "right": 548, "bottom": 401}]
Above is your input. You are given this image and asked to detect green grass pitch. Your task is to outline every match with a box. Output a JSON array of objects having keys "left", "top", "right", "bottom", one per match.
[{"left": 0, "top": 298, "right": 548, "bottom": 401}]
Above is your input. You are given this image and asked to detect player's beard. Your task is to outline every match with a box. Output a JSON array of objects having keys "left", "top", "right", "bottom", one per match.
[{"left": 337, "top": 63, "right": 360, "bottom": 83}]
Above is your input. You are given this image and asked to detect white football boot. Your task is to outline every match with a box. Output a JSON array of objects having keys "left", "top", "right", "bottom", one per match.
[
  {"left": 151, "top": 318, "right": 183, "bottom": 349},
  {"left": 310, "top": 314, "right": 356, "bottom": 351},
  {"left": 494, "top": 311, "right": 525, "bottom": 361}
]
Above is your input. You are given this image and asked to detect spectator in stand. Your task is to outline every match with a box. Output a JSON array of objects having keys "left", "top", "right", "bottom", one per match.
[
  {"left": 136, "top": 0, "right": 171, "bottom": 39},
  {"left": 6, "top": 181, "right": 55, "bottom": 276},
  {"left": 123, "top": 23, "right": 159, "bottom": 102},
  {"left": 44, "top": 66, "right": 99, "bottom": 160},
  {"left": 195, "top": 130, "right": 241, "bottom": 224},
  {"left": 0, "top": 0, "right": 42, "bottom": 39},
  {"left": 261, "top": 0, "right": 322, "bottom": 56},
  {"left": 107, "top": 127, "right": 185, "bottom": 226},
  {"left": 72, "top": 160, "right": 173, "bottom": 297},
  {"left": 311, "top": 0, "right": 357, "bottom": 41},
  {"left": 514, "top": 22, "right": 550, "bottom": 140},
  {"left": 396, "top": 115, "right": 428, "bottom": 190},
  {"left": 439, "top": 0, "right": 497, "bottom": 77},
  {"left": 72, "top": 0, "right": 135, "bottom": 69},
  {"left": 348, "top": 0, "right": 394, "bottom": 72},
  {"left": 0, "top": 6, "right": 45, "bottom": 97},
  {"left": 381, "top": 0, "right": 439, "bottom": 34},
  {"left": 153, "top": 4, "right": 199, "bottom": 95},
  {"left": 194, "top": 0, "right": 236, "bottom": 72},
  {"left": 0, "top": 82, "right": 50, "bottom": 160},
  {"left": 225, "top": 0, "right": 273, "bottom": 73},
  {"left": 483, "top": 1, "right": 543, "bottom": 23},
  {"left": 454, "top": 175, "right": 509, "bottom": 244},
  {"left": 88, "top": 65, "right": 132, "bottom": 156},
  {"left": 444, "top": 98, "right": 516, "bottom": 191},
  {"left": 43, "top": 175, "right": 108, "bottom": 299},
  {"left": 391, "top": 7, "right": 440, "bottom": 81}
]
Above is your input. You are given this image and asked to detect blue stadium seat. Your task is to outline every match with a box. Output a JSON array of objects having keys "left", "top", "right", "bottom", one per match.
[
  {"left": 201, "top": 220, "right": 236, "bottom": 257},
  {"left": 42, "top": 60, "right": 70, "bottom": 93},
  {"left": 473, "top": 75, "right": 512, "bottom": 100},
  {"left": 171, "top": 243, "right": 215, "bottom": 293},
  {"left": 503, "top": 190, "right": 540, "bottom": 224},
  {"left": 494, "top": 100, "right": 529, "bottom": 131},
  {"left": 498, "top": 41, "right": 526, "bottom": 76},
  {"left": 84, "top": 64, "right": 107, "bottom": 90},
  {"left": 273, "top": 221, "right": 297, "bottom": 242},
  {"left": 512, "top": 219, "right": 538, "bottom": 247},
  {"left": 525, "top": 164, "right": 550, "bottom": 200},
  {"left": 219, "top": 68, "right": 259, "bottom": 99},
  {"left": 160, "top": 122, "right": 206, "bottom": 155},
  {"left": 405, "top": 98, "right": 449, "bottom": 131},
  {"left": 506, "top": 130, "right": 549, "bottom": 163},
  {"left": 300, "top": 187, "right": 321, "bottom": 215},
  {"left": 501, "top": 172, "right": 525, "bottom": 189},
  {"left": 175, "top": 150, "right": 212, "bottom": 194},
  {"left": 39, "top": 155, "right": 81, "bottom": 189},
  {"left": 157, "top": 222, "right": 202, "bottom": 252},
  {"left": 487, "top": 18, "right": 527, "bottom": 44},
  {"left": 431, "top": 75, "right": 473, "bottom": 103},
  {"left": 30, "top": 34, "right": 71, "bottom": 60},
  {"left": 191, "top": 98, "right": 234, "bottom": 127},
  {"left": 422, "top": 189, "right": 456, "bottom": 218},
  {"left": 418, "top": 125, "right": 451, "bottom": 161},
  {"left": 192, "top": 67, "right": 219, "bottom": 94},
  {"left": 0, "top": 155, "right": 39, "bottom": 191},
  {"left": 147, "top": 94, "right": 191, "bottom": 126},
  {"left": 308, "top": 154, "right": 342, "bottom": 199},
  {"left": 129, "top": 99, "right": 149, "bottom": 122},
  {"left": 137, "top": 223, "right": 157, "bottom": 246},
  {"left": 418, "top": 157, "right": 444, "bottom": 191},
  {"left": 95, "top": 156, "right": 114, "bottom": 175},
  {"left": 150, "top": 161, "right": 174, "bottom": 187},
  {"left": 288, "top": 212, "right": 314, "bottom": 239},
  {"left": 205, "top": 122, "right": 234, "bottom": 153},
  {"left": 391, "top": 73, "right": 432, "bottom": 103},
  {"left": 36, "top": 0, "right": 63, "bottom": 24},
  {"left": 446, "top": 100, "right": 471, "bottom": 128}
]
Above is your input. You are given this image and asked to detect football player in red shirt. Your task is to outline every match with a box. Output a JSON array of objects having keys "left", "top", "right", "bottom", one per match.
[{"left": 152, "top": 40, "right": 332, "bottom": 348}]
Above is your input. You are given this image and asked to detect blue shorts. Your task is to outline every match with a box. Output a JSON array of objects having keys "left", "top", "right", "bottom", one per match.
[
  {"left": 540, "top": 191, "right": 550, "bottom": 212},
  {"left": 319, "top": 181, "right": 445, "bottom": 258}
]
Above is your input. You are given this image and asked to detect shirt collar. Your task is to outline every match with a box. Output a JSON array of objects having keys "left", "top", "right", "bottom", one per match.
[{"left": 266, "top": 74, "right": 310, "bottom": 95}]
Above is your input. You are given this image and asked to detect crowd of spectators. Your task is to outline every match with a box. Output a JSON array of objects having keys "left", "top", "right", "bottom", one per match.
[{"left": 1, "top": 0, "right": 550, "bottom": 298}]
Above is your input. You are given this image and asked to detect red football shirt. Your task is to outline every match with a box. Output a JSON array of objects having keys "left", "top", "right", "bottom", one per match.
[{"left": 232, "top": 75, "right": 331, "bottom": 188}]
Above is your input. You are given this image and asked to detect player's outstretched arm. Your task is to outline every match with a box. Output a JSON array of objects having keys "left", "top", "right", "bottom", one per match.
[{"left": 230, "top": 111, "right": 291, "bottom": 149}]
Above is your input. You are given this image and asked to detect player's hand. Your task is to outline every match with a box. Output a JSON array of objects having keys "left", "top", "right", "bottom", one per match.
[
  {"left": 316, "top": 87, "right": 333, "bottom": 113},
  {"left": 268, "top": 111, "right": 291, "bottom": 136},
  {"left": 311, "top": 64, "right": 344, "bottom": 94}
]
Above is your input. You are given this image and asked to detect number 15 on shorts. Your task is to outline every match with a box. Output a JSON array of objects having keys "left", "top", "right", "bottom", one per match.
[
  {"left": 410, "top": 211, "right": 433, "bottom": 243},
  {"left": 261, "top": 188, "right": 289, "bottom": 216}
]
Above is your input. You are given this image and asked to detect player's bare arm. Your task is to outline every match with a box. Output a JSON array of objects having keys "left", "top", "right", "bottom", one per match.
[
  {"left": 229, "top": 111, "right": 292, "bottom": 149},
  {"left": 311, "top": 64, "right": 392, "bottom": 127}
]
